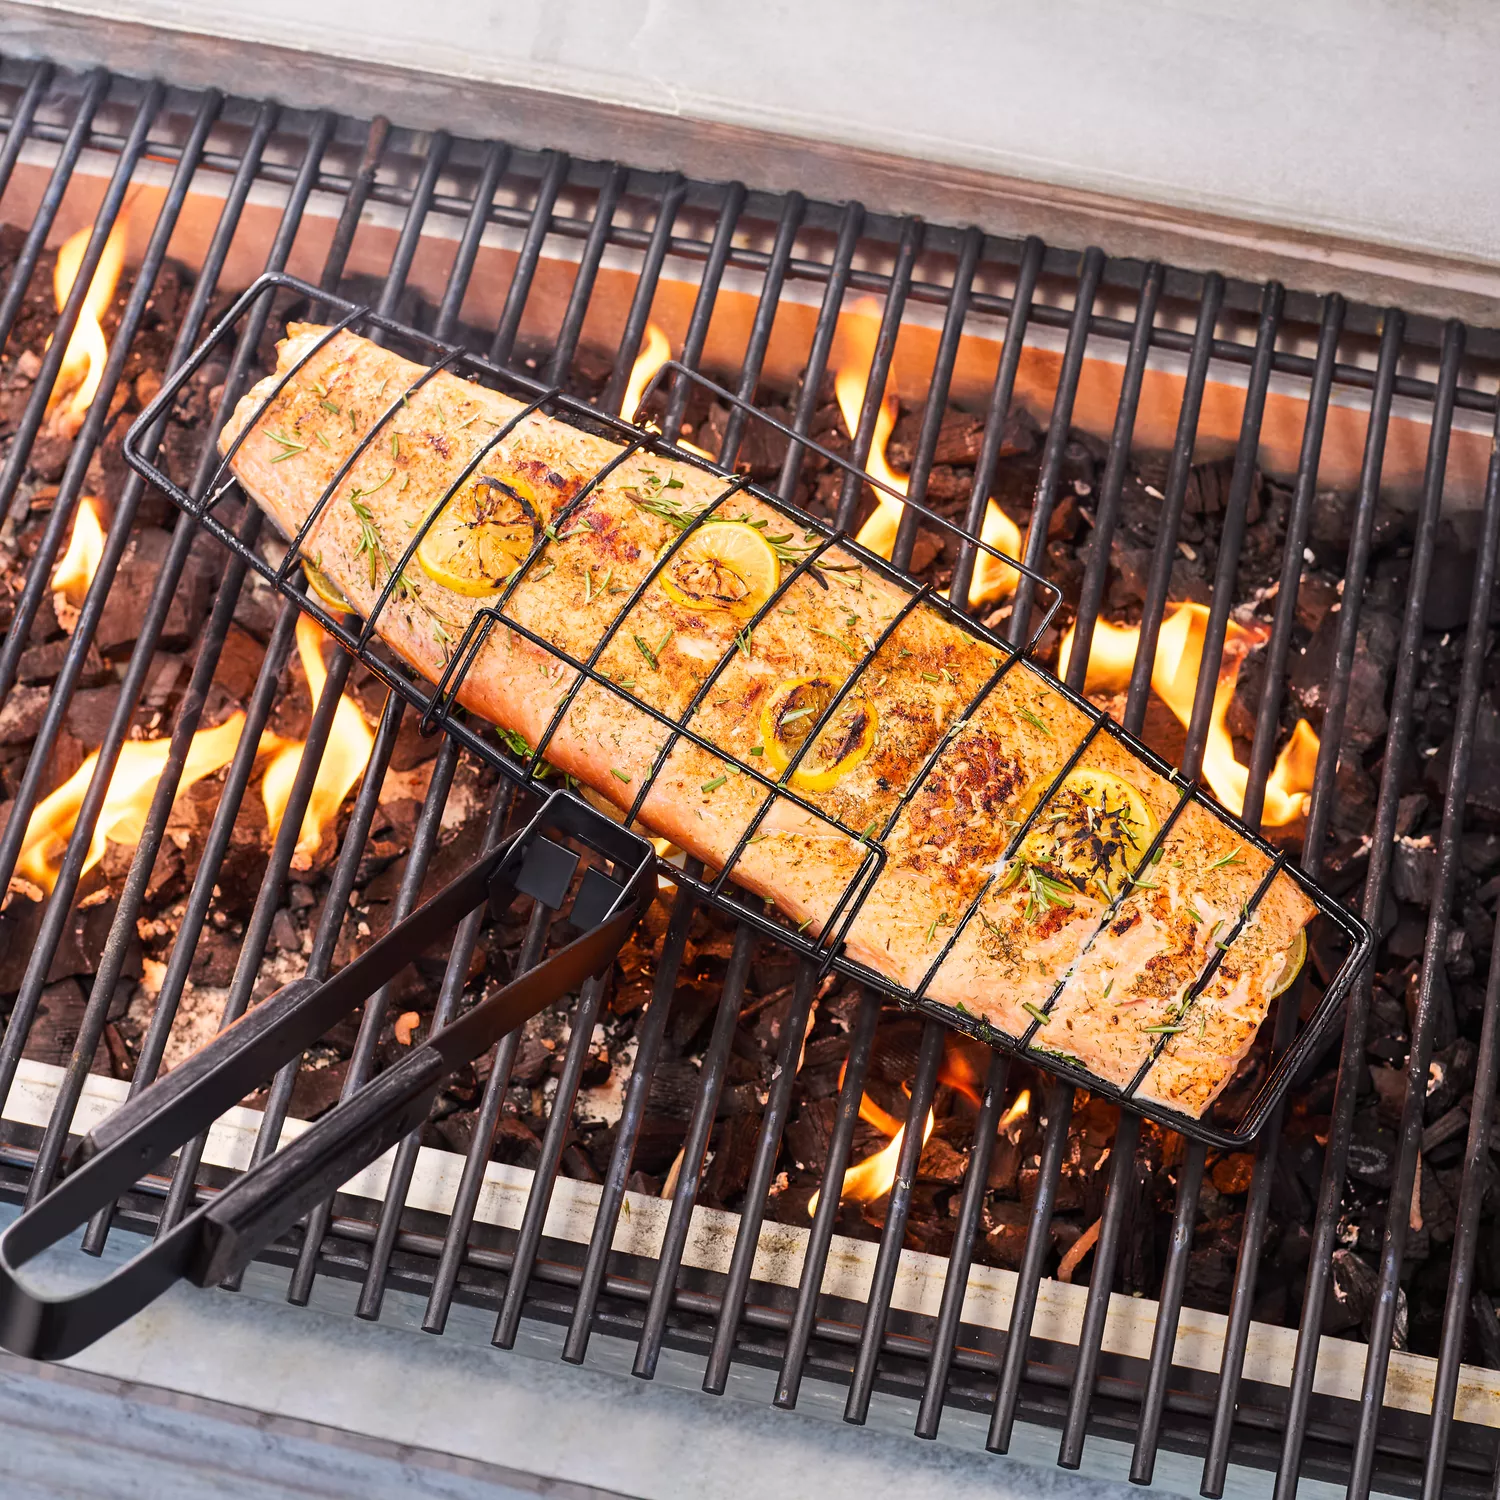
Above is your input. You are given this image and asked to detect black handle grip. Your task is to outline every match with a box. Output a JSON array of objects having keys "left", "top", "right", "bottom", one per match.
[{"left": 191, "top": 1046, "right": 449, "bottom": 1288}]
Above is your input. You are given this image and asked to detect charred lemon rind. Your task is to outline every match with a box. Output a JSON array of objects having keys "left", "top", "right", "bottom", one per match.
[
  {"left": 1015, "top": 765, "right": 1157, "bottom": 902},
  {"left": 416, "top": 475, "right": 542, "bottom": 597},
  {"left": 656, "top": 520, "right": 779, "bottom": 618},
  {"left": 303, "top": 559, "right": 355, "bottom": 613},
  {"left": 1268, "top": 926, "right": 1308, "bottom": 998},
  {"left": 759, "top": 673, "right": 878, "bottom": 793}
]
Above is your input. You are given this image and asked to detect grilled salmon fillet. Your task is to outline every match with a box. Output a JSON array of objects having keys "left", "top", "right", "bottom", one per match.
[{"left": 219, "top": 325, "right": 1316, "bottom": 1118}]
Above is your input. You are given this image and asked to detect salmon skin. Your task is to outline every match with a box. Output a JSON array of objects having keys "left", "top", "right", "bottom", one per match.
[{"left": 220, "top": 325, "right": 1316, "bottom": 1120}]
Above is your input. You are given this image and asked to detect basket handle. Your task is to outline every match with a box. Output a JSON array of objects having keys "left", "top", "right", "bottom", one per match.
[{"left": 0, "top": 789, "right": 650, "bottom": 1360}]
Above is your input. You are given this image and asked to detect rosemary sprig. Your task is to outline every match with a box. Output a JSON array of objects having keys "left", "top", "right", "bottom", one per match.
[
  {"left": 265, "top": 430, "right": 306, "bottom": 462},
  {"left": 626, "top": 488, "right": 815, "bottom": 569},
  {"left": 632, "top": 634, "right": 659, "bottom": 670},
  {"left": 1017, "top": 706, "right": 1051, "bottom": 737},
  {"left": 1209, "top": 846, "right": 1246, "bottom": 869},
  {"left": 1022, "top": 1001, "right": 1052, "bottom": 1027},
  {"left": 808, "top": 626, "right": 859, "bottom": 660}
]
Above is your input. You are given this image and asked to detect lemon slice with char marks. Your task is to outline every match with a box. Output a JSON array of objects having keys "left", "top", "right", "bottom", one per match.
[
  {"left": 760, "top": 674, "right": 877, "bottom": 792},
  {"left": 657, "top": 521, "right": 779, "bottom": 618},
  {"left": 1016, "top": 766, "right": 1157, "bottom": 902},
  {"left": 416, "top": 476, "right": 542, "bottom": 597}
]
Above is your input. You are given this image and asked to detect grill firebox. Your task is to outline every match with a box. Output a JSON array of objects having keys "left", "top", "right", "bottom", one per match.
[{"left": 0, "top": 58, "right": 1497, "bottom": 1499}]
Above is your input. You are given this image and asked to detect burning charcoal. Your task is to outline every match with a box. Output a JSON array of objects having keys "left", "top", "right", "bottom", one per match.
[
  {"left": 64, "top": 685, "right": 121, "bottom": 748},
  {"left": 1211, "top": 1152, "right": 1256, "bottom": 1195},
  {"left": 1446, "top": 925, "right": 1475, "bottom": 980},
  {"left": 1396, "top": 794, "right": 1430, "bottom": 837},
  {"left": 1290, "top": 608, "right": 1398, "bottom": 750},
  {"left": 1296, "top": 575, "right": 1340, "bottom": 633},
  {"left": 1461, "top": 832, "right": 1500, "bottom": 876},
  {"left": 23, "top": 978, "right": 105, "bottom": 1069},
  {"left": 509, "top": 1035, "right": 554, "bottom": 1087},
  {"left": 1324, "top": 1248, "right": 1379, "bottom": 1335},
  {"left": 96, "top": 529, "right": 211, "bottom": 652},
  {"left": 1369, "top": 1065, "right": 1407, "bottom": 1129},
  {"left": 0, "top": 685, "right": 47, "bottom": 745},
  {"left": 1431, "top": 696, "right": 1500, "bottom": 820},
  {"left": 785, "top": 1096, "right": 837, "bottom": 1172},
  {"left": 285, "top": 1054, "right": 348, "bottom": 1120},
  {"left": 1408, "top": 964, "right": 1459, "bottom": 1052},
  {"left": 1387, "top": 914, "right": 1427, "bottom": 960},
  {"left": 702, "top": 1113, "right": 760, "bottom": 1207},
  {"left": 1347, "top": 1109, "right": 1396, "bottom": 1189},
  {"left": 916, "top": 1136, "right": 968, "bottom": 1185},
  {"left": 984, "top": 1200, "right": 1032, "bottom": 1270},
  {"left": 1391, "top": 836, "right": 1438, "bottom": 906},
  {"left": 1187, "top": 1216, "right": 1243, "bottom": 1313},
  {"left": 18, "top": 637, "right": 109, "bottom": 686},
  {"left": 1425, "top": 1037, "right": 1476, "bottom": 1119},
  {"left": 1424, "top": 542, "right": 1476, "bottom": 633}
]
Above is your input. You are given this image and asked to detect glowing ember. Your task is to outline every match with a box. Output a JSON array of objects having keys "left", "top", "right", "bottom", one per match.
[
  {"left": 1057, "top": 602, "right": 1318, "bottom": 825},
  {"left": 51, "top": 496, "right": 106, "bottom": 600},
  {"left": 996, "top": 1088, "right": 1031, "bottom": 1134},
  {"left": 621, "top": 322, "right": 672, "bottom": 423},
  {"left": 48, "top": 217, "right": 127, "bottom": 424},
  {"left": 809, "top": 1103, "right": 935, "bottom": 1215},
  {"left": 261, "top": 616, "right": 376, "bottom": 867},
  {"left": 15, "top": 713, "right": 246, "bottom": 896},
  {"left": 834, "top": 299, "right": 1020, "bottom": 607}
]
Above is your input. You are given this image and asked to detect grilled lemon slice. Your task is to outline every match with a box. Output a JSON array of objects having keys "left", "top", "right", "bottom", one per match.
[
  {"left": 759, "top": 673, "right": 877, "bottom": 792},
  {"left": 1269, "top": 927, "right": 1307, "bottom": 997},
  {"left": 303, "top": 560, "right": 354, "bottom": 613},
  {"left": 1016, "top": 766, "right": 1157, "bottom": 901},
  {"left": 657, "top": 521, "right": 779, "bottom": 618},
  {"left": 416, "top": 476, "right": 541, "bottom": 597}
]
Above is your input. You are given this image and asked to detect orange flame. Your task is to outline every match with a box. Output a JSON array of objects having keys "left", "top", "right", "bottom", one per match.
[
  {"left": 260, "top": 616, "right": 375, "bottom": 867},
  {"left": 48, "top": 218, "right": 127, "bottom": 422},
  {"left": 12, "top": 619, "right": 377, "bottom": 899},
  {"left": 15, "top": 714, "right": 246, "bottom": 895},
  {"left": 1057, "top": 602, "right": 1317, "bottom": 825},
  {"left": 997, "top": 1088, "right": 1031, "bottom": 1134},
  {"left": 834, "top": 298, "right": 1020, "bottom": 607},
  {"left": 809, "top": 1103, "right": 935, "bottom": 1215},
  {"left": 51, "top": 496, "right": 106, "bottom": 599},
  {"left": 622, "top": 322, "right": 672, "bottom": 423}
]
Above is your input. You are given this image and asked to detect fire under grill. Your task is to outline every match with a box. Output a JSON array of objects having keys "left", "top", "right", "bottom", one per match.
[{"left": 0, "top": 56, "right": 1497, "bottom": 1500}]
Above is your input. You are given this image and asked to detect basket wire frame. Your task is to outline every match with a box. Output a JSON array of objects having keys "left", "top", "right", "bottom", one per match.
[{"left": 126, "top": 271, "right": 1370, "bottom": 1152}]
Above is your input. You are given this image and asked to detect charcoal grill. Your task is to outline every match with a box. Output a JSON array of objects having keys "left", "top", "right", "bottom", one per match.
[{"left": 0, "top": 57, "right": 1496, "bottom": 1500}]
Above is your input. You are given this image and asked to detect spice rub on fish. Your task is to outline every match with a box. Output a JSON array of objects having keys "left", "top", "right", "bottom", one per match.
[{"left": 221, "top": 324, "right": 1317, "bottom": 1118}]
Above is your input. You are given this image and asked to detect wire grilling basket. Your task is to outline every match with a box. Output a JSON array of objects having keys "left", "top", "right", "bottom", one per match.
[{"left": 127, "top": 270, "right": 1369, "bottom": 1151}]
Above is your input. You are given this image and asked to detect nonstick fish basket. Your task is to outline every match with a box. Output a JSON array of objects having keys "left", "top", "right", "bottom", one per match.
[{"left": 112, "top": 270, "right": 1368, "bottom": 1159}]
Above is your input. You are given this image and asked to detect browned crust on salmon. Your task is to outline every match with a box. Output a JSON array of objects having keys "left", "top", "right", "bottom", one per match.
[{"left": 220, "top": 325, "right": 1318, "bottom": 1117}]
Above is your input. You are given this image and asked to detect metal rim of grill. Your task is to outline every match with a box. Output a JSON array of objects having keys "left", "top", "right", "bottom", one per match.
[{"left": 0, "top": 57, "right": 1495, "bottom": 1499}]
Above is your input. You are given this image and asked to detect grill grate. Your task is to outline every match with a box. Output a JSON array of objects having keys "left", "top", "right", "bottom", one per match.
[{"left": 0, "top": 56, "right": 1496, "bottom": 1498}]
